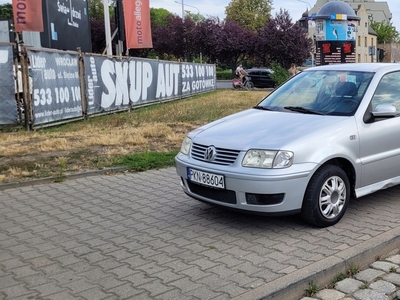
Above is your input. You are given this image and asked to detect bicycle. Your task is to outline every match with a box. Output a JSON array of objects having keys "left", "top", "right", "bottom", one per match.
[{"left": 232, "top": 75, "right": 254, "bottom": 91}]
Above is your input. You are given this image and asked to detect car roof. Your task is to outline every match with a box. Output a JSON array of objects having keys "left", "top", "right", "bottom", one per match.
[
  {"left": 304, "top": 63, "right": 400, "bottom": 73},
  {"left": 247, "top": 68, "right": 273, "bottom": 72}
]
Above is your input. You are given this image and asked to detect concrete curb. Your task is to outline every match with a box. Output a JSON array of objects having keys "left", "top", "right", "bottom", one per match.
[
  {"left": 231, "top": 227, "right": 400, "bottom": 300},
  {"left": 0, "top": 166, "right": 128, "bottom": 191}
]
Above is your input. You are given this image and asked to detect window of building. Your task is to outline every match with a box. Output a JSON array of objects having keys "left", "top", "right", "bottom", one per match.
[
  {"left": 358, "top": 54, "right": 361, "bottom": 63},
  {"left": 358, "top": 36, "right": 361, "bottom": 47},
  {"left": 365, "top": 37, "right": 367, "bottom": 47}
]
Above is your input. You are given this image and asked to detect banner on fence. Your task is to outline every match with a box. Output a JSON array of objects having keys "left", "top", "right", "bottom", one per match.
[
  {"left": 28, "top": 50, "right": 83, "bottom": 125},
  {"left": 83, "top": 55, "right": 216, "bottom": 115},
  {"left": 0, "top": 45, "right": 17, "bottom": 125}
]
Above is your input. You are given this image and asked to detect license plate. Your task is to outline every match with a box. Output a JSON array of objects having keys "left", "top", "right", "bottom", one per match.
[{"left": 187, "top": 168, "right": 225, "bottom": 189}]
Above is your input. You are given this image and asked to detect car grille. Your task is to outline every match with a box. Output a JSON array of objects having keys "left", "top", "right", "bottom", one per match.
[
  {"left": 187, "top": 181, "right": 237, "bottom": 204},
  {"left": 191, "top": 143, "right": 240, "bottom": 165}
]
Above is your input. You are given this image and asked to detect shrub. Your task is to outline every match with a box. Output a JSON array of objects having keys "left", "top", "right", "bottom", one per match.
[
  {"left": 270, "top": 62, "right": 290, "bottom": 86},
  {"left": 217, "top": 70, "right": 234, "bottom": 80}
]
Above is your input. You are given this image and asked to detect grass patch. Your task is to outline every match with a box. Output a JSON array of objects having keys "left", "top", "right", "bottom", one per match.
[
  {"left": 118, "top": 151, "right": 178, "bottom": 172},
  {"left": 304, "top": 282, "right": 319, "bottom": 297},
  {"left": 0, "top": 90, "right": 269, "bottom": 183}
]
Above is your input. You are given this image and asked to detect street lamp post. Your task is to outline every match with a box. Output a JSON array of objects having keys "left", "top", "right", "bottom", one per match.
[
  {"left": 297, "top": 0, "right": 311, "bottom": 11},
  {"left": 174, "top": 1, "right": 200, "bottom": 15}
]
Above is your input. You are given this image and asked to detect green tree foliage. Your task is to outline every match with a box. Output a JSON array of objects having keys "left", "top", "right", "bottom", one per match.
[
  {"left": 150, "top": 8, "right": 173, "bottom": 26},
  {"left": 270, "top": 61, "right": 290, "bottom": 85},
  {"left": 225, "top": 0, "right": 272, "bottom": 31},
  {"left": 88, "top": 0, "right": 105, "bottom": 20},
  {"left": 185, "top": 12, "right": 206, "bottom": 24},
  {"left": 0, "top": 3, "right": 13, "bottom": 20},
  {"left": 371, "top": 21, "right": 399, "bottom": 43},
  {"left": 88, "top": 0, "right": 115, "bottom": 21}
]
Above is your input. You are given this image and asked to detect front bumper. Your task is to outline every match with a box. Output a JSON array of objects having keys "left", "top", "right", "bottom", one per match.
[{"left": 175, "top": 153, "right": 317, "bottom": 215}]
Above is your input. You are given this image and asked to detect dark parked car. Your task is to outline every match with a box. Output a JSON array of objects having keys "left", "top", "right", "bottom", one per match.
[{"left": 246, "top": 68, "right": 275, "bottom": 88}]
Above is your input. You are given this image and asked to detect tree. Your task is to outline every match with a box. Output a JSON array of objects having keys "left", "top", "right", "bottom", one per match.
[
  {"left": 0, "top": 3, "right": 12, "bottom": 20},
  {"left": 256, "top": 9, "right": 312, "bottom": 69},
  {"left": 152, "top": 15, "right": 193, "bottom": 60},
  {"left": 371, "top": 21, "right": 399, "bottom": 43},
  {"left": 150, "top": 8, "right": 173, "bottom": 27},
  {"left": 184, "top": 12, "right": 206, "bottom": 24},
  {"left": 88, "top": 0, "right": 105, "bottom": 20},
  {"left": 88, "top": 0, "right": 115, "bottom": 21},
  {"left": 225, "top": 0, "right": 272, "bottom": 31},
  {"left": 214, "top": 20, "right": 256, "bottom": 72},
  {"left": 193, "top": 18, "right": 222, "bottom": 63}
]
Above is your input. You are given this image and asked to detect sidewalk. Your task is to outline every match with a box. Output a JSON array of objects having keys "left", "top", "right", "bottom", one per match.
[
  {"left": 302, "top": 250, "right": 400, "bottom": 300},
  {"left": 1, "top": 167, "right": 400, "bottom": 299}
]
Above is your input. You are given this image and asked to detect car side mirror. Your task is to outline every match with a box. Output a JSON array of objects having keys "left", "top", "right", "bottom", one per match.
[
  {"left": 364, "top": 104, "right": 397, "bottom": 123},
  {"left": 372, "top": 104, "right": 397, "bottom": 117}
]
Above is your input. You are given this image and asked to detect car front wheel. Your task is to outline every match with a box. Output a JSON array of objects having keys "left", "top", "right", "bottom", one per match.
[{"left": 301, "top": 165, "right": 350, "bottom": 228}]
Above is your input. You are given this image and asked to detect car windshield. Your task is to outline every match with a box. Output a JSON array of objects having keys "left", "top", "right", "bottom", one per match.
[{"left": 257, "top": 70, "right": 374, "bottom": 116}]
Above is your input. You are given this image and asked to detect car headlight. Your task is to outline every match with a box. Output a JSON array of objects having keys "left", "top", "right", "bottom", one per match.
[
  {"left": 242, "top": 150, "right": 294, "bottom": 169},
  {"left": 180, "top": 136, "right": 192, "bottom": 155}
]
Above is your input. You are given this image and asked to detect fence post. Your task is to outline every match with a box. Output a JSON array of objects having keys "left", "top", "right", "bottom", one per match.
[
  {"left": 20, "top": 47, "right": 32, "bottom": 131},
  {"left": 77, "top": 48, "right": 88, "bottom": 119}
]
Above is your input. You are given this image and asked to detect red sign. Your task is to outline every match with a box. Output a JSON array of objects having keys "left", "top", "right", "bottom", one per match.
[
  {"left": 12, "top": 0, "right": 44, "bottom": 32},
  {"left": 123, "top": 0, "right": 153, "bottom": 49}
]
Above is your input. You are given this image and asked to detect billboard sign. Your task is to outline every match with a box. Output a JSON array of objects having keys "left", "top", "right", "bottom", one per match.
[{"left": 40, "top": 0, "right": 92, "bottom": 52}]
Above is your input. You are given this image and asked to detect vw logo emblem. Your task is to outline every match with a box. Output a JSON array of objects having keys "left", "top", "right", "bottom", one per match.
[{"left": 204, "top": 146, "right": 216, "bottom": 162}]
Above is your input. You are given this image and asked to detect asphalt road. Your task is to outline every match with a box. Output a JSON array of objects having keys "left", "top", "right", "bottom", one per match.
[{"left": 216, "top": 80, "right": 233, "bottom": 89}]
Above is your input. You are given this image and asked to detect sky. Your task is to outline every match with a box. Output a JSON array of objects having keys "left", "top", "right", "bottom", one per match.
[
  {"left": 149, "top": 0, "right": 400, "bottom": 31},
  {"left": 1, "top": 0, "right": 398, "bottom": 30}
]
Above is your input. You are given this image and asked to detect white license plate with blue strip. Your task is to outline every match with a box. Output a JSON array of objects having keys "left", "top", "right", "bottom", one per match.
[{"left": 187, "top": 168, "right": 225, "bottom": 189}]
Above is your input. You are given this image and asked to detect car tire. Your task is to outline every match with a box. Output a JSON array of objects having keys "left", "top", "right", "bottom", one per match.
[{"left": 301, "top": 165, "right": 350, "bottom": 228}]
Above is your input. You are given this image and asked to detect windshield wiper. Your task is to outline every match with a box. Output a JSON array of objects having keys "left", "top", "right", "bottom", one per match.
[
  {"left": 284, "top": 106, "right": 324, "bottom": 115},
  {"left": 253, "top": 105, "right": 273, "bottom": 111}
]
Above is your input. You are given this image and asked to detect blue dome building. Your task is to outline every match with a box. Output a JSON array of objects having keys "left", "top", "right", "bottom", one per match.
[{"left": 313, "top": 0, "right": 359, "bottom": 65}]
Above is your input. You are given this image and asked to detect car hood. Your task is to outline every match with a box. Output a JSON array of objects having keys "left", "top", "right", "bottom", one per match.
[{"left": 190, "top": 108, "right": 353, "bottom": 150}]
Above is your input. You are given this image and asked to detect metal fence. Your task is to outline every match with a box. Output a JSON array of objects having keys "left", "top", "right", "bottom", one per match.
[{"left": 0, "top": 44, "right": 216, "bottom": 130}]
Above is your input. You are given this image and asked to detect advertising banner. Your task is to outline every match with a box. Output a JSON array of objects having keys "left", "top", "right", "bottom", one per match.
[
  {"left": 316, "top": 41, "right": 356, "bottom": 65},
  {"left": 40, "top": 0, "right": 92, "bottom": 52},
  {"left": 83, "top": 55, "right": 216, "bottom": 115},
  {"left": 316, "top": 19, "right": 357, "bottom": 42},
  {"left": 12, "top": 0, "right": 44, "bottom": 32},
  {"left": 28, "top": 50, "right": 83, "bottom": 125},
  {"left": 123, "top": 0, "right": 153, "bottom": 49},
  {"left": 0, "top": 45, "right": 17, "bottom": 125}
]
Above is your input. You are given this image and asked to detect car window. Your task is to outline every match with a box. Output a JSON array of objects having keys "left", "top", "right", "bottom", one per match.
[
  {"left": 258, "top": 70, "right": 374, "bottom": 116},
  {"left": 371, "top": 71, "right": 400, "bottom": 112}
]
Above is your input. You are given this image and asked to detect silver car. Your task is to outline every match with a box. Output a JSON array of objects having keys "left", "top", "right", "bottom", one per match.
[{"left": 175, "top": 63, "right": 400, "bottom": 227}]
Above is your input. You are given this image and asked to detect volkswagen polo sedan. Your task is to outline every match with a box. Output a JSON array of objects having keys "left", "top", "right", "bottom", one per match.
[{"left": 175, "top": 63, "right": 400, "bottom": 227}]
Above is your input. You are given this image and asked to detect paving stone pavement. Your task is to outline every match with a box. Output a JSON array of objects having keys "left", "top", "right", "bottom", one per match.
[
  {"left": 1, "top": 167, "right": 400, "bottom": 300},
  {"left": 301, "top": 251, "right": 400, "bottom": 300}
]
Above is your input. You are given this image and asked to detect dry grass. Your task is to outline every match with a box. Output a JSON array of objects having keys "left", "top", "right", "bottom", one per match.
[{"left": 0, "top": 90, "right": 269, "bottom": 183}]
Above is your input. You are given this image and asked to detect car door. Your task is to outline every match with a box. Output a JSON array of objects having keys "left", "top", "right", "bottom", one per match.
[
  {"left": 261, "top": 71, "right": 273, "bottom": 87},
  {"left": 249, "top": 70, "right": 261, "bottom": 86},
  {"left": 358, "top": 71, "right": 400, "bottom": 188}
]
